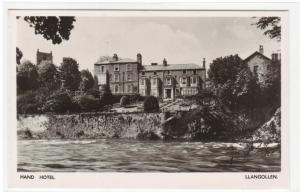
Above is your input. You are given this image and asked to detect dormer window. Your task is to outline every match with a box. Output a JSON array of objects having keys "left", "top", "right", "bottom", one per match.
[{"left": 114, "top": 64, "right": 119, "bottom": 71}]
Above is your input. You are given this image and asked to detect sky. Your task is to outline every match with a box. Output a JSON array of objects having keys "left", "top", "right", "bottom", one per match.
[{"left": 17, "top": 17, "right": 280, "bottom": 73}]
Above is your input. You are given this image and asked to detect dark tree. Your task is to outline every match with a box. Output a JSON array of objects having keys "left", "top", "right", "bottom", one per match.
[
  {"left": 16, "top": 47, "right": 23, "bottom": 64},
  {"left": 17, "top": 60, "right": 39, "bottom": 91},
  {"left": 79, "top": 69, "right": 95, "bottom": 92},
  {"left": 21, "top": 16, "right": 76, "bottom": 44},
  {"left": 143, "top": 96, "right": 159, "bottom": 113},
  {"left": 99, "top": 84, "right": 113, "bottom": 107},
  {"left": 208, "top": 54, "right": 246, "bottom": 85},
  {"left": 37, "top": 61, "right": 61, "bottom": 91},
  {"left": 59, "top": 57, "right": 81, "bottom": 91},
  {"left": 255, "top": 17, "right": 281, "bottom": 41}
]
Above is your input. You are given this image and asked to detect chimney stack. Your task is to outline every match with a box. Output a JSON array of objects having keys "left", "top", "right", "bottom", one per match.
[
  {"left": 163, "top": 58, "right": 167, "bottom": 66},
  {"left": 137, "top": 53, "right": 142, "bottom": 65},
  {"left": 203, "top": 58, "right": 206, "bottom": 68},
  {"left": 259, "top": 45, "right": 264, "bottom": 55},
  {"left": 112, "top": 53, "right": 118, "bottom": 61}
]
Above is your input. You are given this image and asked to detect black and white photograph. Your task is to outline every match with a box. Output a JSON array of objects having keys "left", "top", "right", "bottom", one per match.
[{"left": 15, "top": 14, "right": 283, "bottom": 173}]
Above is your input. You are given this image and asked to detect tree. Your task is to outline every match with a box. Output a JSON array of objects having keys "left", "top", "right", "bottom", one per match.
[
  {"left": 42, "top": 91, "right": 73, "bottom": 113},
  {"left": 120, "top": 95, "right": 130, "bottom": 107},
  {"left": 59, "top": 57, "right": 81, "bottom": 91},
  {"left": 37, "top": 61, "right": 60, "bottom": 91},
  {"left": 16, "top": 47, "right": 23, "bottom": 64},
  {"left": 255, "top": 17, "right": 281, "bottom": 41},
  {"left": 99, "top": 84, "right": 113, "bottom": 107},
  {"left": 79, "top": 69, "right": 94, "bottom": 92},
  {"left": 208, "top": 54, "right": 246, "bottom": 85},
  {"left": 20, "top": 16, "right": 76, "bottom": 44},
  {"left": 17, "top": 60, "right": 39, "bottom": 91}
]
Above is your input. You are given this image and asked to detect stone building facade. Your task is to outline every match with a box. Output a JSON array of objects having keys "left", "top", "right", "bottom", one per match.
[
  {"left": 36, "top": 49, "right": 53, "bottom": 65},
  {"left": 94, "top": 54, "right": 142, "bottom": 95},
  {"left": 244, "top": 45, "right": 281, "bottom": 84},
  {"left": 94, "top": 54, "right": 206, "bottom": 99}
]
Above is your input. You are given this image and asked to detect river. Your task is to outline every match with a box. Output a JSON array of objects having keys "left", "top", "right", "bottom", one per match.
[{"left": 18, "top": 139, "right": 280, "bottom": 172}]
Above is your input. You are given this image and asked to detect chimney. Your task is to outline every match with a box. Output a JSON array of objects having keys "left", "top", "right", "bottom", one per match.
[
  {"left": 271, "top": 53, "right": 279, "bottom": 61},
  {"left": 203, "top": 58, "right": 206, "bottom": 68},
  {"left": 137, "top": 53, "right": 142, "bottom": 65},
  {"left": 163, "top": 58, "right": 167, "bottom": 66},
  {"left": 259, "top": 45, "right": 264, "bottom": 55},
  {"left": 112, "top": 53, "right": 118, "bottom": 61}
]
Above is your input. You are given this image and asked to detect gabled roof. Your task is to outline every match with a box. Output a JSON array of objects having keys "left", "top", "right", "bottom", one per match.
[
  {"left": 95, "top": 58, "right": 137, "bottom": 65},
  {"left": 244, "top": 51, "right": 271, "bottom": 63},
  {"left": 141, "top": 63, "right": 204, "bottom": 71}
]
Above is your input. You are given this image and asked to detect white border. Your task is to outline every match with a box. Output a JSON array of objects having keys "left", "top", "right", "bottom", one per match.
[{"left": 1, "top": 1, "right": 300, "bottom": 192}]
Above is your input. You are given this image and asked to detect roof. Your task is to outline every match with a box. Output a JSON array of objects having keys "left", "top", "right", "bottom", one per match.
[
  {"left": 141, "top": 63, "right": 204, "bottom": 71},
  {"left": 244, "top": 51, "right": 271, "bottom": 63},
  {"left": 95, "top": 58, "right": 137, "bottom": 65}
]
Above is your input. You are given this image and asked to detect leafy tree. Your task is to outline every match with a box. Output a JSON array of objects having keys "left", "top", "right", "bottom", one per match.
[
  {"left": 16, "top": 47, "right": 23, "bottom": 64},
  {"left": 37, "top": 61, "right": 61, "bottom": 91},
  {"left": 208, "top": 54, "right": 246, "bottom": 85},
  {"left": 143, "top": 96, "right": 159, "bottom": 113},
  {"left": 20, "top": 16, "right": 76, "bottom": 44},
  {"left": 42, "top": 91, "right": 73, "bottom": 113},
  {"left": 79, "top": 69, "right": 94, "bottom": 92},
  {"left": 232, "top": 68, "right": 261, "bottom": 110},
  {"left": 255, "top": 17, "right": 281, "bottom": 41},
  {"left": 59, "top": 57, "right": 81, "bottom": 91},
  {"left": 17, "top": 91, "right": 40, "bottom": 114},
  {"left": 99, "top": 84, "right": 113, "bottom": 107},
  {"left": 17, "top": 60, "right": 39, "bottom": 92},
  {"left": 79, "top": 95, "right": 99, "bottom": 111}
]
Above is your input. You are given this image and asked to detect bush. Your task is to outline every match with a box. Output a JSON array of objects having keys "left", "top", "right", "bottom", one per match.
[
  {"left": 143, "top": 96, "right": 159, "bottom": 113},
  {"left": 120, "top": 96, "right": 130, "bottom": 107},
  {"left": 42, "top": 91, "right": 73, "bottom": 113},
  {"left": 17, "top": 91, "right": 40, "bottom": 114},
  {"left": 79, "top": 95, "right": 99, "bottom": 111}
]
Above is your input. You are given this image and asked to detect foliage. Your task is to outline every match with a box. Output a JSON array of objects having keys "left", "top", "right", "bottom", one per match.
[
  {"left": 42, "top": 90, "right": 73, "bottom": 113},
  {"left": 195, "top": 89, "right": 216, "bottom": 106},
  {"left": 143, "top": 96, "right": 159, "bottom": 113},
  {"left": 255, "top": 17, "right": 281, "bottom": 41},
  {"left": 16, "top": 47, "right": 23, "bottom": 64},
  {"left": 208, "top": 54, "right": 246, "bottom": 85},
  {"left": 59, "top": 57, "right": 81, "bottom": 91},
  {"left": 79, "top": 69, "right": 94, "bottom": 92},
  {"left": 37, "top": 61, "right": 61, "bottom": 91},
  {"left": 17, "top": 91, "right": 40, "bottom": 114},
  {"left": 78, "top": 95, "right": 99, "bottom": 111},
  {"left": 17, "top": 60, "right": 39, "bottom": 92},
  {"left": 99, "top": 84, "right": 113, "bottom": 107},
  {"left": 120, "top": 96, "right": 130, "bottom": 107},
  {"left": 21, "top": 16, "right": 76, "bottom": 44}
]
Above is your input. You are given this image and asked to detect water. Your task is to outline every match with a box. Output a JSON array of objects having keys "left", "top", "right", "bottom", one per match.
[{"left": 18, "top": 139, "right": 280, "bottom": 172}]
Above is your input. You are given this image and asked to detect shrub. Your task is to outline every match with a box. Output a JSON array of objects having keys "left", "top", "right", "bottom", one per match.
[
  {"left": 79, "top": 95, "right": 99, "bottom": 111},
  {"left": 120, "top": 96, "right": 130, "bottom": 107},
  {"left": 143, "top": 96, "right": 159, "bottom": 113},
  {"left": 42, "top": 91, "right": 73, "bottom": 113},
  {"left": 99, "top": 84, "right": 114, "bottom": 107},
  {"left": 17, "top": 91, "right": 40, "bottom": 114}
]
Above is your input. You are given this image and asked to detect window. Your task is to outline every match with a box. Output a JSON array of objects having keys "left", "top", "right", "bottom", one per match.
[
  {"left": 101, "top": 66, "right": 104, "bottom": 72},
  {"left": 114, "top": 64, "right": 119, "bottom": 71},
  {"left": 127, "top": 64, "right": 132, "bottom": 71},
  {"left": 192, "top": 77, "right": 197, "bottom": 84},
  {"left": 114, "top": 74, "right": 120, "bottom": 82},
  {"left": 193, "top": 70, "right": 196, "bottom": 75},
  {"left": 127, "top": 73, "right": 132, "bottom": 81},
  {"left": 167, "top": 70, "right": 170, "bottom": 74},
  {"left": 253, "top": 65, "right": 258, "bottom": 75},
  {"left": 127, "top": 84, "right": 132, "bottom": 93},
  {"left": 114, "top": 85, "right": 119, "bottom": 93},
  {"left": 152, "top": 78, "right": 157, "bottom": 86},
  {"left": 140, "top": 79, "right": 144, "bottom": 85},
  {"left": 181, "top": 77, "right": 187, "bottom": 84},
  {"left": 183, "top": 70, "right": 186, "bottom": 74},
  {"left": 154, "top": 72, "right": 157, "bottom": 75},
  {"left": 141, "top": 72, "right": 145, "bottom": 75},
  {"left": 165, "top": 78, "right": 172, "bottom": 85}
]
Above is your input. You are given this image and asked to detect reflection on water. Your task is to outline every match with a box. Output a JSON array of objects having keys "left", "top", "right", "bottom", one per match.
[{"left": 18, "top": 139, "right": 280, "bottom": 172}]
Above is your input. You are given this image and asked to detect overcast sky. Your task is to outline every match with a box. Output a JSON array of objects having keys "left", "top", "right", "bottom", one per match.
[{"left": 17, "top": 17, "right": 280, "bottom": 73}]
